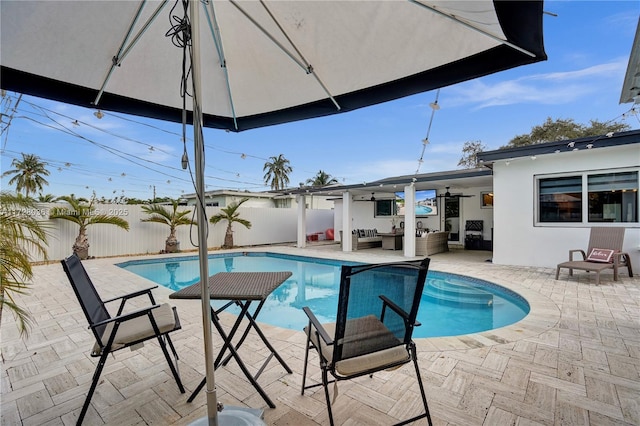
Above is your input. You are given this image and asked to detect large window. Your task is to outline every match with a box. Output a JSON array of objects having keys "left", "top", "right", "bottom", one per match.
[
  {"left": 588, "top": 172, "right": 638, "bottom": 222},
  {"left": 374, "top": 199, "right": 396, "bottom": 217},
  {"left": 538, "top": 176, "right": 582, "bottom": 222},
  {"left": 537, "top": 170, "right": 638, "bottom": 224}
]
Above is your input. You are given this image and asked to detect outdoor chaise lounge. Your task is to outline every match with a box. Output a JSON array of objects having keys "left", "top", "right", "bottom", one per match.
[
  {"left": 555, "top": 227, "right": 633, "bottom": 285},
  {"left": 301, "top": 258, "right": 433, "bottom": 426},
  {"left": 61, "top": 254, "right": 185, "bottom": 425}
]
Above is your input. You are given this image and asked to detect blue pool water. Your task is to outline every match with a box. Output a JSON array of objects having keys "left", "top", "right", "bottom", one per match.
[
  {"left": 415, "top": 205, "right": 433, "bottom": 215},
  {"left": 117, "top": 252, "right": 529, "bottom": 338}
]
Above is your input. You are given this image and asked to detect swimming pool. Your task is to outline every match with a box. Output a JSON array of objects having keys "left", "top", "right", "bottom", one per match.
[{"left": 118, "top": 252, "right": 529, "bottom": 338}]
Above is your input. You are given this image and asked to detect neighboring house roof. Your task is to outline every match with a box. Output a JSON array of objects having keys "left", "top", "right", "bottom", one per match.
[
  {"left": 477, "top": 129, "right": 640, "bottom": 167},
  {"left": 181, "top": 189, "right": 277, "bottom": 200}
]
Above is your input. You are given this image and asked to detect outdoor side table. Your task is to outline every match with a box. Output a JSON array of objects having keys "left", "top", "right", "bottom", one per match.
[
  {"left": 380, "top": 232, "right": 403, "bottom": 250},
  {"left": 170, "top": 271, "right": 293, "bottom": 408}
]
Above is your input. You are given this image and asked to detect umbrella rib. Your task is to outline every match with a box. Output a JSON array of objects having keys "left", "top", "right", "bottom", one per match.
[
  {"left": 94, "top": 0, "right": 170, "bottom": 106},
  {"left": 203, "top": 1, "right": 239, "bottom": 130},
  {"left": 229, "top": 0, "right": 340, "bottom": 111},
  {"left": 258, "top": 0, "right": 340, "bottom": 111},
  {"left": 408, "top": 0, "right": 537, "bottom": 58}
]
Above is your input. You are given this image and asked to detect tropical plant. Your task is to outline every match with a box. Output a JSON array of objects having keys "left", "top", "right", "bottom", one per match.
[
  {"left": 306, "top": 170, "right": 338, "bottom": 187},
  {"left": 141, "top": 200, "right": 196, "bottom": 253},
  {"left": 0, "top": 192, "right": 49, "bottom": 337},
  {"left": 37, "top": 193, "right": 57, "bottom": 202},
  {"left": 2, "top": 153, "right": 50, "bottom": 198},
  {"left": 209, "top": 198, "right": 252, "bottom": 249},
  {"left": 263, "top": 154, "right": 293, "bottom": 190},
  {"left": 49, "top": 194, "right": 130, "bottom": 259}
]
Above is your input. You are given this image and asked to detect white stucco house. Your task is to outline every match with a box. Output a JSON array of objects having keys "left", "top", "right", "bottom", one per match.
[
  {"left": 289, "top": 130, "right": 639, "bottom": 274},
  {"left": 477, "top": 129, "right": 639, "bottom": 271}
]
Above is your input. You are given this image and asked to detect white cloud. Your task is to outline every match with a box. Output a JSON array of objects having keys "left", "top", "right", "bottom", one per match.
[{"left": 446, "top": 59, "right": 627, "bottom": 109}]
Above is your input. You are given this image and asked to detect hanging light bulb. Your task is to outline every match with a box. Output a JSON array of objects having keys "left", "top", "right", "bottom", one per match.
[
  {"left": 181, "top": 151, "right": 188, "bottom": 169},
  {"left": 94, "top": 110, "right": 104, "bottom": 119},
  {"left": 240, "top": 153, "right": 246, "bottom": 159},
  {"left": 72, "top": 120, "right": 79, "bottom": 127}
]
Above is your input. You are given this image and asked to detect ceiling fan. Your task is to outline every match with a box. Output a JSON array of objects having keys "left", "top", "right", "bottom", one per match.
[
  {"left": 436, "top": 187, "right": 474, "bottom": 199},
  {"left": 355, "top": 192, "right": 377, "bottom": 202}
]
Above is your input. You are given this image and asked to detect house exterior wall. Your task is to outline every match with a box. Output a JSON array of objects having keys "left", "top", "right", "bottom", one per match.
[
  {"left": 492, "top": 144, "right": 639, "bottom": 270},
  {"left": 31, "top": 204, "right": 333, "bottom": 261}
]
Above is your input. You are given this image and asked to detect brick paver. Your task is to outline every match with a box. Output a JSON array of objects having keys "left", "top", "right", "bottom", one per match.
[{"left": 1, "top": 246, "right": 638, "bottom": 425}]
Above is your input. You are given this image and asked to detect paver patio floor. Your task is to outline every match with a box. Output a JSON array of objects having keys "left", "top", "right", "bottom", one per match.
[{"left": 2, "top": 246, "right": 638, "bottom": 425}]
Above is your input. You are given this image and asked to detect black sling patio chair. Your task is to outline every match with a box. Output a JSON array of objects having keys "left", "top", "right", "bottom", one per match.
[
  {"left": 301, "top": 258, "right": 433, "bottom": 426},
  {"left": 61, "top": 254, "right": 185, "bottom": 425}
]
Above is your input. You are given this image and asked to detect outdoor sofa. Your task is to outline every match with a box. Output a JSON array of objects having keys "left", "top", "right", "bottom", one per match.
[
  {"left": 339, "top": 229, "right": 382, "bottom": 250},
  {"left": 414, "top": 230, "right": 450, "bottom": 256}
]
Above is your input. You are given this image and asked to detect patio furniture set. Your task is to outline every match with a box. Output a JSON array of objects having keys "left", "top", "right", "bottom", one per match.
[{"left": 61, "top": 253, "right": 434, "bottom": 425}]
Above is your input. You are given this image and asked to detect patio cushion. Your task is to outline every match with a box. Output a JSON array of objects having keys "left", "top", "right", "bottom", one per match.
[
  {"left": 586, "top": 248, "right": 615, "bottom": 263},
  {"left": 92, "top": 303, "right": 176, "bottom": 355},
  {"left": 305, "top": 317, "right": 409, "bottom": 377}
]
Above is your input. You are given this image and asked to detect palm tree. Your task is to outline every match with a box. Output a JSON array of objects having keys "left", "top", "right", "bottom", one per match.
[
  {"left": 37, "top": 193, "right": 57, "bottom": 202},
  {"left": 141, "top": 200, "right": 196, "bottom": 253},
  {"left": 263, "top": 154, "right": 293, "bottom": 190},
  {"left": 49, "top": 195, "right": 129, "bottom": 259},
  {"left": 306, "top": 170, "right": 338, "bottom": 187},
  {"left": 2, "top": 153, "right": 50, "bottom": 198},
  {"left": 209, "top": 198, "right": 252, "bottom": 249},
  {"left": 0, "top": 192, "right": 49, "bottom": 337}
]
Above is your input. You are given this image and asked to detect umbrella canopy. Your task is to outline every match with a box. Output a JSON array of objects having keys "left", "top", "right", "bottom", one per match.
[
  {"left": 1, "top": 1, "right": 545, "bottom": 424},
  {"left": 1, "top": 0, "right": 545, "bottom": 131}
]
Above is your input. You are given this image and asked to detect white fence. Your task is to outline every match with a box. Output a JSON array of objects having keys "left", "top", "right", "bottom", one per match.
[{"left": 29, "top": 203, "right": 334, "bottom": 261}]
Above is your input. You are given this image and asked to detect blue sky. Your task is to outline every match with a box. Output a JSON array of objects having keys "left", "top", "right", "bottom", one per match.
[{"left": 2, "top": 1, "right": 639, "bottom": 201}]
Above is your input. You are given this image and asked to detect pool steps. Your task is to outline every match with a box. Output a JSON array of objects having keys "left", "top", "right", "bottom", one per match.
[{"left": 423, "top": 277, "right": 497, "bottom": 308}]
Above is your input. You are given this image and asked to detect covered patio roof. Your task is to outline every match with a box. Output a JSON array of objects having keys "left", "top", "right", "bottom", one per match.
[{"left": 283, "top": 167, "right": 493, "bottom": 199}]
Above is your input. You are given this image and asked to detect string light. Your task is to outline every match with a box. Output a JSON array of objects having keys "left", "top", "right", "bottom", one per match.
[
  {"left": 416, "top": 89, "right": 440, "bottom": 174},
  {"left": 6, "top": 93, "right": 362, "bottom": 189}
]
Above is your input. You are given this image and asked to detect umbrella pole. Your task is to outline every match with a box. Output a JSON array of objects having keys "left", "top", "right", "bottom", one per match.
[{"left": 190, "top": 1, "right": 218, "bottom": 425}]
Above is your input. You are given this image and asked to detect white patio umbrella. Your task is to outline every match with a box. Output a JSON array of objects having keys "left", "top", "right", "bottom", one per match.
[{"left": 1, "top": 1, "right": 546, "bottom": 424}]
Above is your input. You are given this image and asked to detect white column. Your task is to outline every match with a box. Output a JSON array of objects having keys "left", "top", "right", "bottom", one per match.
[
  {"left": 403, "top": 184, "right": 416, "bottom": 257},
  {"left": 296, "top": 194, "right": 306, "bottom": 248},
  {"left": 342, "top": 191, "right": 353, "bottom": 251}
]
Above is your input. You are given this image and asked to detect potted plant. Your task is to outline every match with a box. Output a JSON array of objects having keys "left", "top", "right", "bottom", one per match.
[
  {"left": 49, "top": 194, "right": 129, "bottom": 259},
  {"left": 141, "top": 200, "right": 196, "bottom": 253},
  {"left": 209, "top": 198, "right": 252, "bottom": 249}
]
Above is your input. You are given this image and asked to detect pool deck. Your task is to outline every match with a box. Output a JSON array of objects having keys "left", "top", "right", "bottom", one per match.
[{"left": 2, "top": 245, "right": 639, "bottom": 425}]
